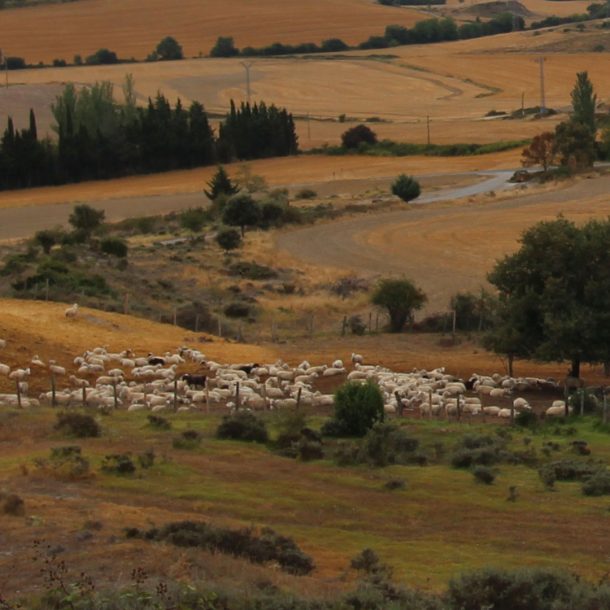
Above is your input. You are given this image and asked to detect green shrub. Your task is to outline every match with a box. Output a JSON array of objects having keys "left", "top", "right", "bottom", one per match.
[
  {"left": 359, "top": 422, "right": 419, "bottom": 467},
  {"left": 294, "top": 188, "right": 317, "bottom": 200},
  {"left": 447, "top": 567, "right": 605, "bottom": 610},
  {"left": 472, "top": 465, "right": 496, "bottom": 485},
  {"left": 100, "top": 237, "right": 128, "bottom": 258},
  {"left": 216, "top": 411, "right": 268, "bottom": 443},
  {"left": 342, "top": 124, "right": 377, "bottom": 149},
  {"left": 147, "top": 414, "right": 171, "bottom": 429},
  {"left": 1, "top": 492, "right": 25, "bottom": 516},
  {"left": 384, "top": 479, "right": 407, "bottom": 491},
  {"left": 515, "top": 410, "right": 538, "bottom": 428},
  {"left": 55, "top": 412, "right": 100, "bottom": 438},
  {"left": 101, "top": 453, "right": 136, "bottom": 475},
  {"left": 326, "top": 381, "right": 384, "bottom": 437},
  {"left": 216, "top": 228, "right": 242, "bottom": 251},
  {"left": 582, "top": 469, "right": 610, "bottom": 496},
  {"left": 180, "top": 207, "right": 208, "bottom": 232},
  {"left": 138, "top": 449, "right": 155, "bottom": 469},
  {"left": 228, "top": 261, "right": 278, "bottom": 280},
  {"left": 173, "top": 429, "right": 203, "bottom": 450},
  {"left": 224, "top": 301, "right": 252, "bottom": 318},
  {"left": 35, "top": 446, "right": 90, "bottom": 479},
  {"left": 129, "top": 520, "right": 314, "bottom": 575},
  {"left": 542, "top": 459, "right": 599, "bottom": 481},
  {"left": 391, "top": 174, "right": 421, "bottom": 202}
]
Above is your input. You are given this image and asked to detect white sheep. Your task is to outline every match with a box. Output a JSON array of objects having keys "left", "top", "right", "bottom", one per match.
[
  {"left": 64, "top": 303, "right": 79, "bottom": 319},
  {"left": 351, "top": 353, "right": 364, "bottom": 365}
]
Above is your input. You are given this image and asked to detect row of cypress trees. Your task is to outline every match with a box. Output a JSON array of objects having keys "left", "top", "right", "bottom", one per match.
[{"left": 0, "top": 82, "right": 298, "bottom": 191}]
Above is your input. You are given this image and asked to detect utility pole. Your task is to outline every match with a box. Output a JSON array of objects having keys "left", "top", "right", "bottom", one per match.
[
  {"left": 0, "top": 50, "right": 7, "bottom": 89},
  {"left": 538, "top": 57, "right": 546, "bottom": 116},
  {"left": 240, "top": 61, "right": 253, "bottom": 104}
]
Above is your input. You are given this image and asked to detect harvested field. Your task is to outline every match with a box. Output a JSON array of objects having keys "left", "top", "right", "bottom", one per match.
[
  {"left": 276, "top": 169, "right": 610, "bottom": 313},
  {"left": 0, "top": 0, "right": 424, "bottom": 64}
]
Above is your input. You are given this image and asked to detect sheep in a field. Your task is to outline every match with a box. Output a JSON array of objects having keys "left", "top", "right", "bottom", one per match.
[
  {"left": 351, "top": 353, "right": 364, "bottom": 365},
  {"left": 64, "top": 303, "right": 79, "bottom": 319},
  {"left": 483, "top": 406, "right": 501, "bottom": 416},
  {"left": 9, "top": 368, "right": 30, "bottom": 381},
  {"left": 0, "top": 339, "right": 6, "bottom": 349},
  {"left": 513, "top": 397, "right": 530, "bottom": 411},
  {"left": 332, "top": 359, "right": 344, "bottom": 369},
  {"left": 30, "top": 355, "right": 46, "bottom": 369},
  {"left": 0, "top": 363, "right": 10, "bottom": 376},
  {"left": 546, "top": 403, "right": 572, "bottom": 417}
]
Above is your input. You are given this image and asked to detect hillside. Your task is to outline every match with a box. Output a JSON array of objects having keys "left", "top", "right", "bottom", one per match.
[{"left": 0, "top": 0, "right": 424, "bottom": 64}]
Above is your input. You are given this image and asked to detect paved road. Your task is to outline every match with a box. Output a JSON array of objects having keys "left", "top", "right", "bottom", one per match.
[
  {"left": 0, "top": 169, "right": 515, "bottom": 241},
  {"left": 276, "top": 171, "right": 610, "bottom": 311}
]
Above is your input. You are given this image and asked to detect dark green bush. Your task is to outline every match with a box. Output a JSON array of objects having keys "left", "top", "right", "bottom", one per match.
[
  {"left": 138, "top": 449, "right": 155, "bottom": 469},
  {"left": 216, "top": 228, "right": 242, "bottom": 251},
  {"left": 55, "top": 412, "right": 100, "bottom": 438},
  {"left": 391, "top": 174, "right": 421, "bottom": 202},
  {"left": 180, "top": 207, "right": 208, "bottom": 232},
  {"left": 294, "top": 188, "right": 317, "bottom": 200},
  {"left": 542, "top": 459, "right": 600, "bottom": 481},
  {"left": 515, "top": 410, "right": 538, "bottom": 428},
  {"left": 472, "top": 465, "right": 496, "bottom": 485},
  {"left": 224, "top": 302, "right": 252, "bottom": 318},
  {"left": 582, "top": 469, "right": 610, "bottom": 496},
  {"left": 129, "top": 520, "right": 314, "bottom": 575},
  {"left": 100, "top": 237, "right": 128, "bottom": 258},
  {"left": 326, "top": 381, "right": 384, "bottom": 437},
  {"left": 101, "top": 453, "right": 136, "bottom": 475},
  {"left": 216, "top": 411, "right": 268, "bottom": 443},
  {"left": 228, "top": 261, "right": 278, "bottom": 280},
  {"left": 35, "top": 446, "right": 90, "bottom": 479},
  {"left": 1, "top": 492, "right": 25, "bottom": 516},
  {"left": 173, "top": 429, "right": 203, "bottom": 450},
  {"left": 447, "top": 567, "right": 609, "bottom": 610},
  {"left": 384, "top": 479, "right": 407, "bottom": 491},
  {"left": 147, "top": 414, "right": 171, "bottom": 429},
  {"left": 359, "top": 422, "right": 419, "bottom": 467},
  {"left": 342, "top": 125, "right": 378, "bottom": 149}
]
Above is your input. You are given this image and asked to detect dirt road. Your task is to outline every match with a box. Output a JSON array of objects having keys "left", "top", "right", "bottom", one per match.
[{"left": 276, "top": 172, "right": 610, "bottom": 312}]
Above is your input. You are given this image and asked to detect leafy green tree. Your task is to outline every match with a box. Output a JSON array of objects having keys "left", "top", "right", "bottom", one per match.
[
  {"left": 85, "top": 48, "right": 118, "bottom": 65},
  {"left": 222, "top": 194, "right": 261, "bottom": 236},
  {"left": 391, "top": 174, "right": 421, "bottom": 202},
  {"left": 210, "top": 36, "right": 239, "bottom": 57},
  {"left": 320, "top": 38, "right": 349, "bottom": 52},
  {"left": 68, "top": 204, "right": 105, "bottom": 236},
  {"left": 330, "top": 381, "right": 384, "bottom": 437},
  {"left": 216, "top": 228, "right": 242, "bottom": 251},
  {"left": 570, "top": 71, "right": 597, "bottom": 134},
  {"left": 34, "top": 229, "right": 59, "bottom": 254},
  {"left": 487, "top": 217, "right": 610, "bottom": 378},
  {"left": 341, "top": 124, "right": 377, "bottom": 149},
  {"left": 371, "top": 277, "right": 427, "bottom": 332},
  {"left": 205, "top": 166, "right": 239, "bottom": 200},
  {"left": 180, "top": 208, "right": 207, "bottom": 232},
  {"left": 553, "top": 120, "right": 596, "bottom": 170},
  {"left": 155, "top": 36, "right": 183, "bottom": 60},
  {"left": 100, "top": 237, "right": 128, "bottom": 258}
]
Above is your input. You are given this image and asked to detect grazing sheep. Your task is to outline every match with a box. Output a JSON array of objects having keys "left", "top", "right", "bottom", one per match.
[
  {"left": 0, "top": 363, "right": 10, "bottom": 376},
  {"left": 64, "top": 303, "right": 79, "bottom": 319},
  {"left": 0, "top": 339, "right": 6, "bottom": 349},
  {"left": 351, "top": 353, "right": 364, "bottom": 365},
  {"left": 546, "top": 404, "right": 572, "bottom": 417}
]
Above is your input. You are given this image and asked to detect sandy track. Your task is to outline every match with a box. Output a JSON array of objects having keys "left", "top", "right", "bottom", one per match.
[{"left": 276, "top": 173, "right": 610, "bottom": 312}]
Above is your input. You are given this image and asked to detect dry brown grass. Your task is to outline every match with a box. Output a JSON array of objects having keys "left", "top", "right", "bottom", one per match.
[{"left": 0, "top": 0, "right": 423, "bottom": 64}]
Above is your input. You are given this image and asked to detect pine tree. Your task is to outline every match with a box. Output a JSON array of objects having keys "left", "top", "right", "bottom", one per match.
[
  {"left": 205, "top": 166, "right": 239, "bottom": 200},
  {"left": 571, "top": 71, "right": 597, "bottom": 134}
]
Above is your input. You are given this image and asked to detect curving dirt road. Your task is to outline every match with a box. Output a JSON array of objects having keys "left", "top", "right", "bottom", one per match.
[{"left": 276, "top": 172, "right": 610, "bottom": 312}]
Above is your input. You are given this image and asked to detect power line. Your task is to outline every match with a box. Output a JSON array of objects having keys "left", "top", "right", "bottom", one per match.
[
  {"left": 538, "top": 56, "right": 546, "bottom": 116},
  {"left": 240, "top": 61, "right": 253, "bottom": 104}
]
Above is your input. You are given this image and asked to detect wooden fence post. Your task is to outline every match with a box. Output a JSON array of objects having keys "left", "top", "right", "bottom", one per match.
[
  {"left": 112, "top": 378, "right": 118, "bottom": 410},
  {"left": 603, "top": 391, "right": 608, "bottom": 425},
  {"left": 51, "top": 373, "right": 57, "bottom": 408},
  {"left": 235, "top": 382, "right": 240, "bottom": 411},
  {"left": 580, "top": 390, "right": 585, "bottom": 416},
  {"left": 341, "top": 315, "right": 347, "bottom": 336},
  {"left": 16, "top": 380, "right": 22, "bottom": 409},
  {"left": 82, "top": 386, "right": 87, "bottom": 409},
  {"left": 296, "top": 387, "right": 302, "bottom": 410},
  {"left": 173, "top": 379, "right": 178, "bottom": 411},
  {"left": 205, "top": 377, "right": 210, "bottom": 414}
]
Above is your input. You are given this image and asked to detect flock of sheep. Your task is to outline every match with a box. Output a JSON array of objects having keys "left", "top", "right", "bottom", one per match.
[{"left": 0, "top": 338, "right": 573, "bottom": 418}]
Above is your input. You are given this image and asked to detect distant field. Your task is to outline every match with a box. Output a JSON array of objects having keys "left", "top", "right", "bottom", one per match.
[
  {"left": 0, "top": 0, "right": 424, "bottom": 64},
  {"left": 4, "top": 26, "right": 607, "bottom": 146}
]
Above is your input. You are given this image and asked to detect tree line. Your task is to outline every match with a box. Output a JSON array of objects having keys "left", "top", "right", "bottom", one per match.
[{"left": 0, "top": 78, "right": 298, "bottom": 190}]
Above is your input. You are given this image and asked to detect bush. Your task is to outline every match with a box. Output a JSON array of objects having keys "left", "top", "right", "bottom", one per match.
[
  {"left": 341, "top": 124, "right": 378, "bottom": 149},
  {"left": 294, "top": 188, "right": 317, "bottom": 200},
  {"left": 216, "top": 228, "right": 242, "bottom": 251},
  {"left": 391, "top": 174, "right": 421, "bottom": 202},
  {"left": 359, "top": 423, "right": 419, "bottom": 467},
  {"left": 384, "top": 479, "right": 407, "bottom": 491},
  {"left": 35, "top": 446, "right": 90, "bottom": 479},
  {"left": 325, "top": 381, "right": 384, "bottom": 438},
  {"left": 348, "top": 314, "right": 367, "bottom": 335},
  {"left": 148, "top": 414, "right": 171, "bottom": 429},
  {"left": 541, "top": 459, "right": 600, "bottom": 481},
  {"left": 228, "top": 261, "right": 278, "bottom": 280},
  {"left": 100, "top": 237, "right": 128, "bottom": 258},
  {"left": 224, "top": 301, "right": 252, "bottom": 318},
  {"left": 101, "top": 453, "right": 136, "bottom": 475},
  {"left": 515, "top": 410, "right": 538, "bottom": 428},
  {"left": 472, "top": 465, "right": 496, "bottom": 484},
  {"left": 216, "top": 411, "right": 268, "bottom": 443},
  {"left": 55, "top": 412, "right": 100, "bottom": 438},
  {"left": 6, "top": 57, "right": 26, "bottom": 70},
  {"left": 180, "top": 207, "right": 207, "bottom": 232},
  {"left": 1, "top": 492, "right": 25, "bottom": 516},
  {"left": 173, "top": 429, "right": 203, "bottom": 450},
  {"left": 447, "top": 567, "right": 605, "bottom": 610},
  {"left": 129, "top": 520, "right": 314, "bottom": 575},
  {"left": 210, "top": 36, "right": 239, "bottom": 57},
  {"left": 582, "top": 469, "right": 610, "bottom": 496},
  {"left": 138, "top": 449, "right": 156, "bottom": 469},
  {"left": 85, "top": 48, "right": 118, "bottom": 65},
  {"left": 155, "top": 36, "right": 183, "bottom": 60}
]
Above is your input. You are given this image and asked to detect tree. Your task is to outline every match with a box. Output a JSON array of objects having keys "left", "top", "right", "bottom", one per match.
[
  {"left": 521, "top": 132, "right": 555, "bottom": 173},
  {"left": 222, "top": 194, "right": 261, "bottom": 236},
  {"left": 210, "top": 36, "right": 239, "bottom": 58},
  {"left": 391, "top": 174, "right": 421, "bottom": 202},
  {"left": 570, "top": 71, "right": 597, "bottom": 134},
  {"left": 205, "top": 166, "right": 239, "bottom": 200},
  {"left": 68, "top": 204, "right": 105, "bottom": 236},
  {"left": 155, "top": 36, "right": 183, "bottom": 60},
  {"left": 553, "top": 120, "right": 596, "bottom": 170},
  {"left": 487, "top": 217, "right": 610, "bottom": 378},
  {"left": 330, "top": 381, "right": 384, "bottom": 437},
  {"left": 85, "top": 48, "right": 118, "bottom": 65},
  {"left": 34, "top": 229, "right": 59, "bottom": 254},
  {"left": 321, "top": 38, "right": 349, "bottom": 52},
  {"left": 371, "top": 277, "right": 427, "bottom": 333},
  {"left": 216, "top": 228, "right": 242, "bottom": 251},
  {"left": 341, "top": 124, "right": 377, "bottom": 149}
]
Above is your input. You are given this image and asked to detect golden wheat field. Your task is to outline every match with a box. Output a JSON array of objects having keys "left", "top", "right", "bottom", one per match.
[
  {"left": 4, "top": 24, "right": 609, "bottom": 149},
  {"left": 0, "top": 0, "right": 425, "bottom": 64}
]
